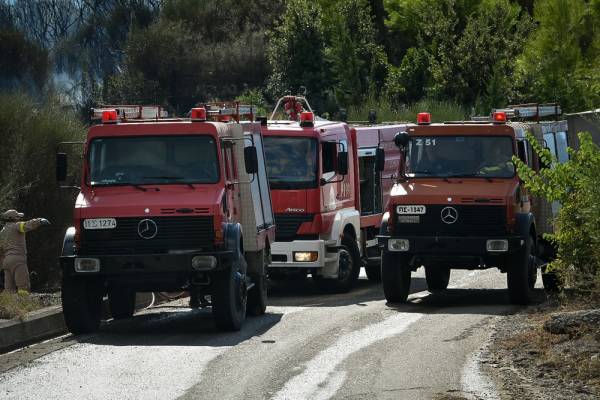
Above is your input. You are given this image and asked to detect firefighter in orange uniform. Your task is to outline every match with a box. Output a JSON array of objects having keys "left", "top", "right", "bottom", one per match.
[{"left": 0, "top": 210, "right": 50, "bottom": 295}]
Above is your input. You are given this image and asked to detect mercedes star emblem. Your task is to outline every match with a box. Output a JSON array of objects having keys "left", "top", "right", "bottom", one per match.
[
  {"left": 137, "top": 219, "right": 158, "bottom": 239},
  {"left": 440, "top": 206, "right": 458, "bottom": 224}
]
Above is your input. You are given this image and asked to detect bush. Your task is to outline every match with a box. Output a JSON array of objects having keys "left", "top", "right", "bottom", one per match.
[
  {"left": 0, "top": 291, "right": 43, "bottom": 319},
  {"left": 514, "top": 131, "right": 600, "bottom": 296},
  {"left": 0, "top": 92, "right": 85, "bottom": 291},
  {"left": 347, "top": 97, "right": 466, "bottom": 123}
]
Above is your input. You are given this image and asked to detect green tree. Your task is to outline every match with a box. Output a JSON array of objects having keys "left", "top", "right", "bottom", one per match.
[
  {"left": 514, "top": 131, "right": 600, "bottom": 294},
  {"left": 324, "top": 0, "right": 389, "bottom": 107},
  {"left": 267, "top": 0, "right": 329, "bottom": 111},
  {"left": 514, "top": 0, "right": 600, "bottom": 111},
  {"left": 451, "top": 0, "right": 533, "bottom": 108},
  {"left": 107, "top": 0, "right": 284, "bottom": 113}
]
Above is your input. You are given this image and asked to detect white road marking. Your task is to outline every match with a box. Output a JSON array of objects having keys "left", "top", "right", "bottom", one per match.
[
  {"left": 461, "top": 347, "right": 499, "bottom": 400},
  {"left": 271, "top": 312, "right": 424, "bottom": 400}
]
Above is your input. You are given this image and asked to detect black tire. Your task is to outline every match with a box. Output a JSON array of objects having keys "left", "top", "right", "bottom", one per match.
[
  {"left": 313, "top": 236, "right": 361, "bottom": 294},
  {"left": 61, "top": 275, "right": 104, "bottom": 335},
  {"left": 541, "top": 267, "right": 562, "bottom": 293},
  {"left": 247, "top": 248, "right": 269, "bottom": 317},
  {"left": 365, "top": 265, "right": 382, "bottom": 282},
  {"left": 507, "top": 235, "right": 533, "bottom": 305},
  {"left": 425, "top": 266, "right": 451, "bottom": 292},
  {"left": 212, "top": 255, "right": 247, "bottom": 331},
  {"left": 108, "top": 288, "right": 136, "bottom": 320},
  {"left": 381, "top": 252, "right": 411, "bottom": 302}
]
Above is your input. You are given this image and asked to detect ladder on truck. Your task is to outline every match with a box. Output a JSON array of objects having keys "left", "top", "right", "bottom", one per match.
[
  {"left": 91, "top": 102, "right": 255, "bottom": 123},
  {"left": 493, "top": 103, "right": 562, "bottom": 121},
  {"left": 199, "top": 102, "right": 255, "bottom": 122},
  {"left": 91, "top": 105, "right": 169, "bottom": 121}
]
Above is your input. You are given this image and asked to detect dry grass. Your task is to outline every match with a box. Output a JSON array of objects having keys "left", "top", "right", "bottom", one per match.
[
  {"left": 0, "top": 291, "right": 44, "bottom": 320},
  {"left": 499, "top": 303, "right": 600, "bottom": 390}
]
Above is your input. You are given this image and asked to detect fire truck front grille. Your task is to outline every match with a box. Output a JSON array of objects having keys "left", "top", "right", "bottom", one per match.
[
  {"left": 394, "top": 205, "right": 507, "bottom": 236},
  {"left": 80, "top": 216, "right": 214, "bottom": 256},
  {"left": 274, "top": 214, "right": 315, "bottom": 242}
]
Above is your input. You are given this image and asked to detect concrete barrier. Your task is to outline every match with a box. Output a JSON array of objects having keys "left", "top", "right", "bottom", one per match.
[{"left": 0, "top": 306, "right": 66, "bottom": 353}]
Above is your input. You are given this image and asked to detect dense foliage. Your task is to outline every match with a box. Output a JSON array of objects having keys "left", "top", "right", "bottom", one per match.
[
  {"left": 0, "top": 93, "right": 85, "bottom": 290},
  {"left": 1, "top": 0, "right": 598, "bottom": 114},
  {"left": 515, "top": 130, "right": 600, "bottom": 295}
]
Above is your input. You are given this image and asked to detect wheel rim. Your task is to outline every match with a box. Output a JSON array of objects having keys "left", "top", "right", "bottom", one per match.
[{"left": 338, "top": 248, "right": 353, "bottom": 281}]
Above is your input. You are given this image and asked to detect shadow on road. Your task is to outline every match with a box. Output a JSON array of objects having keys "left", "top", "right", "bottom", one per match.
[
  {"left": 385, "top": 287, "right": 548, "bottom": 316},
  {"left": 267, "top": 275, "right": 427, "bottom": 308},
  {"left": 72, "top": 308, "right": 284, "bottom": 348}
]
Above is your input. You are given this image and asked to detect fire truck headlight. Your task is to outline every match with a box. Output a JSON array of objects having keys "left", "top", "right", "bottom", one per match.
[
  {"left": 486, "top": 239, "right": 509, "bottom": 252},
  {"left": 74, "top": 258, "right": 100, "bottom": 272},
  {"left": 293, "top": 252, "right": 318, "bottom": 262},
  {"left": 191, "top": 256, "right": 217, "bottom": 270},
  {"left": 388, "top": 239, "right": 410, "bottom": 252}
]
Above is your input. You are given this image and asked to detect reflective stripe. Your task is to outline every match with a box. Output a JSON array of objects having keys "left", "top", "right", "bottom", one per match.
[{"left": 18, "top": 222, "right": 26, "bottom": 233}]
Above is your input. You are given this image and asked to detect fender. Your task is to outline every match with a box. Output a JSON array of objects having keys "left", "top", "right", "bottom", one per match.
[
  {"left": 61, "top": 227, "right": 77, "bottom": 257},
  {"left": 323, "top": 207, "right": 361, "bottom": 247},
  {"left": 379, "top": 211, "right": 390, "bottom": 236},
  {"left": 515, "top": 212, "right": 536, "bottom": 239},
  {"left": 223, "top": 222, "right": 244, "bottom": 264}
]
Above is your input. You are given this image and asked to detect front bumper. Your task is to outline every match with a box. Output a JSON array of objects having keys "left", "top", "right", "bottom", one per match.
[
  {"left": 60, "top": 250, "right": 233, "bottom": 276},
  {"left": 269, "top": 239, "right": 338, "bottom": 268},
  {"left": 377, "top": 235, "right": 525, "bottom": 256}
]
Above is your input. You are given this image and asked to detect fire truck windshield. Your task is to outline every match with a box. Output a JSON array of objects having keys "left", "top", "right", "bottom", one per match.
[
  {"left": 88, "top": 135, "right": 220, "bottom": 186},
  {"left": 406, "top": 135, "right": 515, "bottom": 178},
  {"left": 264, "top": 137, "right": 318, "bottom": 189}
]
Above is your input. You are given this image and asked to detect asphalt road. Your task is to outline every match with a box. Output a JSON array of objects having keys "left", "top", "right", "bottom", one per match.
[{"left": 0, "top": 268, "right": 544, "bottom": 400}]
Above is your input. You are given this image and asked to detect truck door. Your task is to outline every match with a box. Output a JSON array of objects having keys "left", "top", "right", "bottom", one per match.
[{"left": 358, "top": 148, "right": 382, "bottom": 215}]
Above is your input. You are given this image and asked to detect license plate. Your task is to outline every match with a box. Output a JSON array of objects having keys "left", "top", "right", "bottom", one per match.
[
  {"left": 396, "top": 205, "right": 426, "bottom": 215},
  {"left": 83, "top": 218, "right": 117, "bottom": 230}
]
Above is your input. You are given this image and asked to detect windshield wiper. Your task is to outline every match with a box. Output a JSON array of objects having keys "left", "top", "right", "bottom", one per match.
[
  {"left": 92, "top": 182, "right": 159, "bottom": 192},
  {"left": 142, "top": 176, "right": 195, "bottom": 189},
  {"left": 474, "top": 172, "right": 494, "bottom": 182}
]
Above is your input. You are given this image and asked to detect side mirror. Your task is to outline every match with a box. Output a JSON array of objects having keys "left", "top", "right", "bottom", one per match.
[
  {"left": 337, "top": 151, "right": 348, "bottom": 175},
  {"left": 394, "top": 131, "right": 410, "bottom": 148},
  {"left": 244, "top": 146, "right": 259, "bottom": 174},
  {"left": 376, "top": 148, "right": 385, "bottom": 171},
  {"left": 56, "top": 153, "right": 68, "bottom": 182}
]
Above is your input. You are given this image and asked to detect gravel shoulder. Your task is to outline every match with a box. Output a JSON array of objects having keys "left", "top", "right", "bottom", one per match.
[{"left": 481, "top": 298, "right": 600, "bottom": 400}]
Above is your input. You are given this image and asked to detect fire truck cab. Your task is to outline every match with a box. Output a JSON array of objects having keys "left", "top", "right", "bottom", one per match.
[
  {"left": 379, "top": 111, "right": 541, "bottom": 304},
  {"left": 262, "top": 96, "right": 362, "bottom": 293},
  {"left": 57, "top": 104, "right": 275, "bottom": 333}
]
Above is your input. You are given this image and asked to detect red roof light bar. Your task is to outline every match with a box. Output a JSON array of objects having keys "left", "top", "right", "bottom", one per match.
[{"left": 417, "top": 112, "right": 431, "bottom": 125}]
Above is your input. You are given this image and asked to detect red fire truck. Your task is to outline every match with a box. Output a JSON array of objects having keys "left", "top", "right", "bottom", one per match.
[
  {"left": 262, "top": 96, "right": 404, "bottom": 291},
  {"left": 379, "top": 111, "right": 543, "bottom": 304},
  {"left": 57, "top": 104, "right": 275, "bottom": 333}
]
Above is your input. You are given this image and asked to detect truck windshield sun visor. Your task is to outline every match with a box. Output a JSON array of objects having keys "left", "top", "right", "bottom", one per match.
[
  {"left": 405, "top": 135, "right": 516, "bottom": 179},
  {"left": 88, "top": 135, "right": 220, "bottom": 186},
  {"left": 263, "top": 136, "right": 318, "bottom": 189}
]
